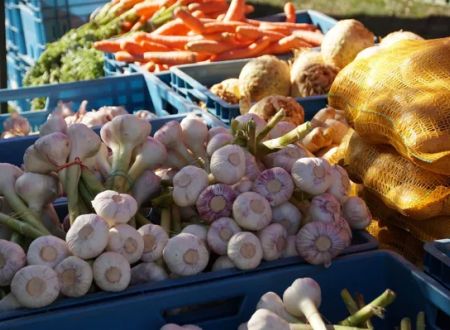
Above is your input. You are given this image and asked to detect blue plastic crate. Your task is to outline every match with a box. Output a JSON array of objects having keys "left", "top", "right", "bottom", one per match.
[
  {"left": 6, "top": 51, "right": 32, "bottom": 97},
  {"left": 425, "top": 239, "right": 450, "bottom": 290},
  {"left": 0, "top": 73, "right": 195, "bottom": 165},
  {"left": 0, "top": 250, "right": 448, "bottom": 330}
]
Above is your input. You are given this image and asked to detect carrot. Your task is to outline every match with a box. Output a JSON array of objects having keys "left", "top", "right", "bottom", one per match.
[
  {"left": 292, "top": 30, "right": 324, "bottom": 46},
  {"left": 223, "top": 0, "right": 246, "bottom": 22},
  {"left": 260, "top": 21, "right": 317, "bottom": 31},
  {"left": 140, "top": 61, "right": 156, "bottom": 72},
  {"left": 186, "top": 39, "right": 241, "bottom": 54},
  {"left": 121, "top": 40, "right": 147, "bottom": 54},
  {"left": 244, "top": 4, "right": 254, "bottom": 15},
  {"left": 216, "top": 13, "right": 226, "bottom": 21},
  {"left": 94, "top": 40, "right": 122, "bottom": 53},
  {"left": 140, "top": 40, "right": 172, "bottom": 51},
  {"left": 151, "top": 19, "right": 190, "bottom": 35},
  {"left": 284, "top": 2, "right": 296, "bottom": 23},
  {"left": 174, "top": 8, "right": 205, "bottom": 33},
  {"left": 135, "top": 33, "right": 200, "bottom": 49},
  {"left": 191, "top": 10, "right": 205, "bottom": 18},
  {"left": 264, "top": 35, "right": 312, "bottom": 55},
  {"left": 201, "top": 23, "right": 236, "bottom": 34},
  {"left": 188, "top": 1, "right": 228, "bottom": 14},
  {"left": 236, "top": 25, "right": 262, "bottom": 40},
  {"left": 134, "top": 2, "right": 161, "bottom": 19},
  {"left": 261, "top": 30, "right": 287, "bottom": 39},
  {"left": 121, "top": 20, "right": 133, "bottom": 32},
  {"left": 115, "top": 51, "right": 145, "bottom": 62},
  {"left": 212, "top": 36, "right": 273, "bottom": 61},
  {"left": 143, "top": 51, "right": 210, "bottom": 65}
]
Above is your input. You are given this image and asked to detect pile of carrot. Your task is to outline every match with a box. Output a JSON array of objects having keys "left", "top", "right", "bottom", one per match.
[{"left": 94, "top": 0, "right": 324, "bottom": 72}]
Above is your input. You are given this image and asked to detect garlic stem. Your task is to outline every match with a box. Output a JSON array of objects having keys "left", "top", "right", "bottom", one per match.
[
  {"left": 340, "top": 289, "right": 359, "bottom": 314},
  {"left": 289, "top": 325, "right": 367, "bottom": 330},
  {"left": 400, "top": 318, "right": 411, "bottom": 330},
  {"left": 354, "top": 293, "right": 373, "bottom": 330},
  {"left": 339, "top": 289, "right": 396, "bottom": 326},
  {"left": 160, "top": 209, "right": 171, "bottom": 235},
  {"left": 261, "top": 122, "right": 312, "bottom": 152},
  {"left": 172, "top": 206, "right": 182, "bottom": 234},
  {"left": 0, "top": 212, "right": 47, "bottom": 239},
  {"left": 256, "top": 109, "right": 286, "bottom": 143},
  {"left": 416, "top": 312, "right": 425, "bottom": 330},
  {"left": 81, "top": 168, "right": 105, "bottom": 195},
  {"left": 135, "top": 212, "right": 150, "bottom": 227}
]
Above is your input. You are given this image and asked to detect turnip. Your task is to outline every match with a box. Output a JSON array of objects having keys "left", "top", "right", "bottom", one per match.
[
  {"left": 227, "top": 232, "right": 263, "bottom": 270},
  {"left": 163, "top": 233, "right": 209, "bottom": 276},
  {"left": 0, "top": 240, "right": 26, "bottom": 286},
  {"left": 291, "top": 158, "right": 333, "bottom": 195},
  {"left": 27, "top": 236, "right": 69, "bottom": 268},
  {"left": 253, "top": 167, "right": 294, "bottom": 207},
  {"left": 130, "top": 262, "right": 168, "bottom": 285},
  {"left": 11, "top": 265, "right": 60, "bottom": 308},
  {"left": 173, "top": 166, "right": 209, "bottom": 207},
  {"left": 342, "top": 197, "right": 372, "bottom": 230},
  {"left": 207, "top": 217, "right": 241, "bottom": 255},
  {"left": 321, "top": 19, "right": 374, "bottom": 69},
  {"left": 290, "top": 50, "right": 339, "bottom": 98},
  {"left": 91, "top": 190, "right": 138, "bottom": 226},
  {"left": 212, "top": 256, "right": 235, "bottom": 271},
  {"left": 54, "top": 256, "right": 93, "bottom": 298},
  {"left": 138, "top": 224, "right": 169, "bottom": 262},
  {"left": 196, "top": 184, "right": 236, "bottom": 223},
  {"left": 107, "top": 224, "right": 144, "bottom": 264},
  {"left": 210, "top": 78, "right": 240, "bottom": 104},
  {"left": 232, "top": 192, "right": 271, "bottom": 231},
  {"left": 272, "top": 202, "right": 302, "bottom": 235},
  {"left": 210, "top": 145, "right": 246, "bottom": 185},
  {"left": 238, "top": 55, "right": 291, "bottom": 107},
  {"left": 248, "top": 96, "right": 305, "bottom": 126},
  {"left": 93, "top": 252, "right": 131, "bottom": 292},
  {"left": 258, "top": 224, "right": 287, "bottom": 261}
]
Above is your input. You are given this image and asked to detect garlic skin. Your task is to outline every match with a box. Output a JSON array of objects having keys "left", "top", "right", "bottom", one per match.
[
  {"left": 31, "top": 132, "right": 71, "bottom": 172},
  {"left": 182, "top": 224, "right": 208, "bottom": 243},
  {"left": 0, "top": 293, "right": 22, "bottom": 311},
  {"left": 196, "top": 184, "right": 236, "bottom": 223},
  {"left": 256, "top": 292, "right": 300, "bottom": 323},
  {"left": 163, "top": 233, "right": 209, "bottom": 276},
  {"left": 291, "top": 157, "right": 333, "bottom": 195},
  {"left": 138, "top": 224, "right": 169, "bottom": 262},
  {"left": 309, "top": 193, "right": 341, "bottom": 223},
  {"left": 180, "top": 114, "right": 208, "bottom": 159},
  {"left": 282, "top": 235, "right": 298, "bottom": 258},
  {"left": 296, "top": 221, "right": 347, "bottom": 267},
  {"left": 208, "top": 127, "right": 229, "bottom": 141},
  {"left": 206, "top": 133, "right": 233, "bottom": 157},
  {"left": 130, "top": 262, "right": 168, "bottom": 285},
  {"left": 253, "top": 167, "right": 294, "bottom": 207},
  {"left": 11, "top": 265, "right": 60, "bottom": 308},
  {"left": 234, "top": 113, "right": 267, "bottom": 135},
  {"left": 131, "top": 170, "right": 162, "bottom": 207},
  {"left": 0, "top": 240, "right": 26, "bottom": 286},
  {"left": 212, "top": 256, "right": 235, "bottom": 271},
  {"left": 66, "top": 214, "right": 109, "bottom": 259},
  {"left": 153, "top": 121, "right": 194, "bottom": 164},
  {"left": 210, "top": 145, "right": 246, "bottom": 185},
  {"left": 227, "top": 232, "right": 263, "bottom": 270},
  {"left": 326, "top": 165, "right": 351, "bottom": 203},
  {"left": 54, "top": 256, "right": 93, "bottom": 298},
  {"left": 27, "top": 236, "right": 70, "bottom": 268},
  {"left": 232, "top": 192, "right": 272, "bottom": 231},
  {"left": 258, "top": 224, "right": 287, "bottom": 261},
  {"left": 247, "top": 308, "right": 290, "bottom": 330},
  {"left": 342, "top": 196, "right": 372, "bottom": 230},
  {"left": 107, "top": 224, "right": 144, "bottom": 264},
  {"left": 233, "top": 177, "right": 254, "bottom": 194},
  {"left": 160, "top": 324, "right": 202, "bottom": 330},
  {"left": 207, "top": 217, "right": 242, "bottom": 255},
  {"left": 243, "top": 150, "right": 262, "bottom": 181},
  {"left": 268, "top": 121, "right": 296, "bottom": 139},
  {"left": 271, "top": 202, "right": 302, "bottom": 235},
  {"left": 93, "top": 252, "right": 131, "bottom": 292},
  {"left": 173, "top": 166, "right": 209, "bottom": 207},
  {"left": 263, "top": 144, "right": 312, "bottom": 173},
  {"left": 92, "top": 190, "right": 138, "bottom": 226},
  {"left": 335, "top": 216, "right": 353, "bottom": 247}
]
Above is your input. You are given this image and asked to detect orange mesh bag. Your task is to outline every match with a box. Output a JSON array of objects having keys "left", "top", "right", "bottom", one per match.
[
  {"left": 340, "top": 131, "right": 450, "bottom": 220},
  {"left": 329, "top": 37, "right": 450, "bottom": 175}
]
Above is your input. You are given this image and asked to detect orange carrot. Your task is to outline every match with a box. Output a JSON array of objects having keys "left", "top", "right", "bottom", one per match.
[
  {"left": 264, "top": 35, "right": 312, "bottom": 54},
  {"left": 284, "top": 2, "right": 296, "bottom": 23},
  {"left": 140, "top": 40, "right": 171, "bottom": 51},
  {"left": 143, "top": 51, "right": 210, "bottom": 65},
  {"left": 140, "top": 61, "right": 156, "bottom": 72},
  {"left": 191, "top": 10, "right": 205, "bottom": 18},
  {"left": 121, "top": 40, "right": 146, "bottom": 54},
  {"left": 115, "top": 51, "right": 145, "bottom": 62},
  {"left": 151, "top": 19, "right": 190, "bottom": 35},
  {"left": 261, "top": 30, "right": 287, "bottom": 39},
  {"left": 292, "top": 30, "right": 324, "bottom": 46},
  {"left": 174, "top": 8, "right": 205, "bottom": 33},
  {"left": 201, "top": 23, "right": 236, "bottom": 34},
  {"left": 185, "top": 39, "right": 243, "bottom": 54},
  {"left": 134, "top": 2, "right": 161, "bottom": 19},
  {"left": 223, "top": 0, "right": 246, "bottom": 22},
  {"left": 216, "top": 13, "right": 226, "bottom": 21},
  {"left": 94, "top": 40, "right": 122, "bottom": 53},
  {"left": 236, "top": 25, "right": 262, "bottom": 40},
  {"left": 213, "top": 36, "right": 273, "bottom": 61},
  {"left": 135, "top": 33, "right": 200, "bottom": 49},
  {"left": 244, "top": 4, "right": 254, "bottom": 15},
  {"left": 188, "top": 1, "right": 228, "bottom": 14},
  {"left": 260, "top": 21, "right": 317, "bottom": 30}
]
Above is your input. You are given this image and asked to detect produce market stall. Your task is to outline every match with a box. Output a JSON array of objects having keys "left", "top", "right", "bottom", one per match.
[{"left": 0, "top": 0, "right": 449, "bottom": 329}]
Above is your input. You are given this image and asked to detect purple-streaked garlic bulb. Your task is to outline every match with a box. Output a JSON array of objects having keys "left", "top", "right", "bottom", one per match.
[
  {"left": 206, "top": 133, "right": 233, "bottom": 157},
  {"left": 210, "top": 145, "right": 246, "bottom": 185},
  {"left": 326, "top": 165, "right": 351, "bottom": 203},
  {"left": 208, "top": 127, "right": 229, "bottom": 141},
  {"left": 172, "top": 166, "right": 209, "bottom": 207},
  {"left": 262, "top": 144, "right": 312, "bottom": 173},
  {"left": 335, "top": 216, "right": 352, "bottom": 247},
  {"left": 138, "top": 224, "right": 169, "bottom": 262},
  {"left": 309, "top": 193, "right": 341, "bottom": 223},
  {"left": 253, "top": 167, "right": 294, "bottom": 207},
  {"left": 232, "top": 177, "right": 254, "bottom": 194},
  {"left": 291, "top": 157, "right": 333, "bottom": 195},
  {"left": 196, "top": 184, "right": 236, "bottom": 223},
  {"left": 296, "top": 221, "right": 347, "bottom": 267},
  {"left": 227, "top": 232, "right": 263, "bottom": 270},
  {"left": 232, "top": 192, "right": 272, "bottom": 231},
  {"left": 269, "top": 121, "right": 296, "bottom": 139},
  {"left": 342, "top": 196, "right": 372, "bottom": 230},
  {"left": 234, "top": 113, "right": 267, "bottom": 135},
  {"left": 258, "top": 223, "right": 287, "bottom": 261},
  {"left": 271, "top": 202, "right": 302, "bottom": 235},
  {"left": 242, "top": 150, "right": 262, "bottom": 181},
  {"left": 207, "top": 217, "right": 241, "bottom": 255},
  {"left": 153, "top": 121, "right": 195, "bottom": 164}
]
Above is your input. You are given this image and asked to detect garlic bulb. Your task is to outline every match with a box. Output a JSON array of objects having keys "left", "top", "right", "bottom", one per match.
[
  {"left": 326, "top": 165, "right": 351, "bottom": 203},
  {"left": 107, "top": 224, "right": 144, "bottom": 264},
  {"left": 253, "top": 167, "right": 294, "bottom": 207},
  {"left": 263, "top": 144, "right": 312, "bottom": 173},
  {"left": 173, "top": 166, "right": 209, "bottom": 207},
  {"left": 130, "top": 262, "right": 168, "bottom": 285},
  {"left": 212, "top": 256, "right": 235, "bottom": 271},
  {"left": 206, "top": 133, "right": 233, "bottom": 157},
  {"left": 27, "top": 236, "right": 69, "bottom": 268},
  {"left": 55, "top": 256, "right": 93, "bottom": 298},
  {"left": 138, "top": 224, "right": 169, "bottom": 262},
  {"left": 247, "top": 308, "right": 290, "bottom": 330},
  {"left": 291, "top": 157, "right": 333, "bottom": 195},
  {"left": 256, "top": 292, "right": 300, "bottom": 323},
  {"left": 210, "top": 145, "right": 246, "bottom": 185},
  {"left": 271, "top": 202, "right": 302, "bottom": 235},
  {"left": 258, "top": 223, "right": 287, "bottom": 261},
  {"left": 309, "top": 193, "right": 341, "bottom": 223},
  {"left": 182, "top": 224, "right": 208, "bottom": 243},
  {"left": 232, "top": 192, "right": 272, "bottom": 231},
  {"left": 0, "top": 240, "right": 26, "bottom": 286},
  {"left": 207, "top": 217, "right": 242, "bottom": 255},
  {"left": 342, "top": 196, "right": 372, "bottom": 230},
  {"left": 92, "top": 190, "right": 138, "bottom": 226},
  {"left": 282, "top": 236, "right": 298, "bottom": 258},
  {"left": 196, "top": 184, "right": 236, "bottom": 223},
  {"left": 93, "top": 252, "right": 131, "bottom": 292},
  {"left": 227, "top": 232, "right": 263, "bottom": 270}
]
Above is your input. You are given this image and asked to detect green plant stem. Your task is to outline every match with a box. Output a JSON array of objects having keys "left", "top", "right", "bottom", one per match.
[
  {"left": 135, "top": 212, "right": 150, "bottom": 227},
  {"left": 355, "top": 293, "right": 373, "bottom": 329},
  {"left": 341, "top": 289, "right": 359, "bottom": 314},
  {"left": 81, "top": 168, "right": 105, "bottom": 195},
  {"left": 151, "top": 192, "right": 173, "bottom": 208},
  {"left": 160, "top": 208, "right": 171, "bottom": 236},
  {"left": 172, "top": 206, "right": 182, "bottom": 234},
  {"left": 0, "top": 212, "right": 47, "bottom": 239},
  {"left": 416, "top": 312, "right": 425, "bottom": 330},
  {"left": 2, "top": 190, "right": 50, "bottom": 235},
  {"left": 290, "top": 325, "right": 367, "bottom": 330},
  {"left": 261, "top": 121, "right": 312, "bottom": 152},
  {"left": 10, "top": 232, "right": 22, "bottom": 244},
  {"left": 247, "top": 120, "right": 257, "bottom": 155},
  {"left": 64, "top": 166, "right": 81, "bottom": 225},
  {"left": 401, "top": 318, "right": 412, "bottom": 330},
  {"left": 109, "top": 145, "right": 134, "bottom": 193},
  {"left": 79, "top": 180, "right": 95, "bottom": 208},
  {"left": 339, "top": 289, "right": 396, "bottom": 326},
  {"left": 256, "top": 108, "right": 286, "bottom": 142}
]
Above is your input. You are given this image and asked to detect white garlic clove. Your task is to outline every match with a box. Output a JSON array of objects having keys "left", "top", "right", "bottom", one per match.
[
  {"left": 92, "top": 190, "right": 138, "bottom": 226},
  {"left": 227, "top": 232, "right": 263, "bottom": 270}
]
